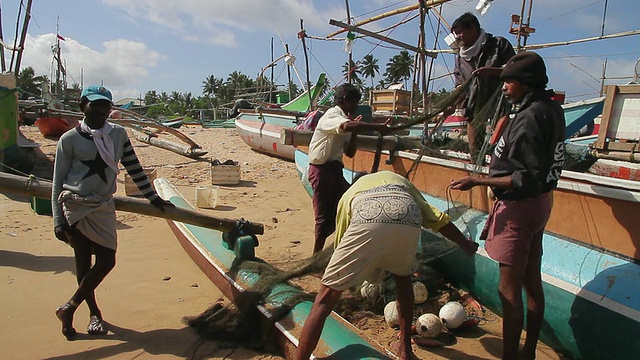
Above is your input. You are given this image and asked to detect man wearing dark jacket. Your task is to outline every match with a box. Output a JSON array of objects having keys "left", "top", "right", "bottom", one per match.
[
  {"left": 451, "top": 12, "right": 515, "bottom": 160},
  {"left": 451, "top": 51, "right": 565, "bottom": 360}
]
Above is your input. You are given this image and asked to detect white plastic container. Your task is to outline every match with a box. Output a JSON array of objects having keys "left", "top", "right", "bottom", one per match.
[{"left": 195, "top": 185, "right": 219, "bottom": 209}]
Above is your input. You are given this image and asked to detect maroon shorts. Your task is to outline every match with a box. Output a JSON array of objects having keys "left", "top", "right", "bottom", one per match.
[
  {"left": 308, "top": 161, "right": 350, "bottom": 241},
  {"left": 481, "top": 193, "right": 551, "bottom": 266}
]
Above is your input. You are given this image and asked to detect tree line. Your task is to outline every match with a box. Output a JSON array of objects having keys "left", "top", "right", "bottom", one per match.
[{"left": 16, "top": 50, "right": 451, "bottom": 120}]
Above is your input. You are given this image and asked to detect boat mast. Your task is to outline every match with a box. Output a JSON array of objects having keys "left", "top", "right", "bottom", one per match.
[
  {"left": 345, "top": 0, "right": 352, "bottom": 84},
  {"left": 12, "top": 0, "right": 33, "bottom": 74},
  {"left": 299, "top": 19, "right": 312, "bottom": 108}
]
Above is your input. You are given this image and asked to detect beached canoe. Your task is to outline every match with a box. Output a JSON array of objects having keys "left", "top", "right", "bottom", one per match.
[
  {"left": 154, "top": 177, "right": 394, "bottom": 359},
  {"left": 34, "top": 117, "right": 79, "bottom": 138}
]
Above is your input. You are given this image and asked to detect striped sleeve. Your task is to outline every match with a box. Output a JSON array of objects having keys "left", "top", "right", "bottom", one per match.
[{"left": 121, "top": 139, "right": 158, "bottom": 202}]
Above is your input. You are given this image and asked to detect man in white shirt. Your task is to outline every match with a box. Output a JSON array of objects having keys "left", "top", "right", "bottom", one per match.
[{"left": 307, "top": 83, "right": 391, "bottom": 254}]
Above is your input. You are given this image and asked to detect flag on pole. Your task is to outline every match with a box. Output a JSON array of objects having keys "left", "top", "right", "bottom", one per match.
[{"left": 57, "top": 34, "right": 66, "bottom": 41}]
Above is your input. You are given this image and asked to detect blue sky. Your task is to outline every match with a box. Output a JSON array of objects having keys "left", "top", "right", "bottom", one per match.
[{"left": 4, "top": 0, "right": 639, "bottom": 102}]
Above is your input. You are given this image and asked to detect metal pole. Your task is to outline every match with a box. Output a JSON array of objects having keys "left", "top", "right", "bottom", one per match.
[
  {"left": 600, "top": 59, "right": 607, "bottom": 97},
  {"left": 426, "top": 5, "right": 443, "bottom": 113},
  {"left": 515, "top": 0, "right": 527, "bottom": 51},
  {"left": 601, "top": 0, "right": 608, "bottom": 36},
  {"left": 419, "top": 1, "right": 428, "bottom": 114},
  {"left": 270, "top": 37, "right": 274, "bottom": 103},
  {"left": 286, "top": 44, "right": 292, "bottom": 101},
  {"left": 299, "top": 19, "right": 312, "bottom": 108},
  {"left": 0, "top": 6, "right": 6, "bottom": 72},
  {"left": 13, "top": 0, "right": 34, "bottom": 74},
  {"left": 345, "top": 0, "right": 352, "bottom": 84}
]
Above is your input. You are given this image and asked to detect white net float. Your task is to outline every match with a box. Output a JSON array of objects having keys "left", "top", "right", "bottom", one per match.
[
  {"left": 415, "top": 313, "right": 443, "bottom": 338},
  {"left": 412, "top": 282, "right": 428, "bottom": 304},
  {"left": 439, "top": 301, "right": 466, "bottom": 329}
]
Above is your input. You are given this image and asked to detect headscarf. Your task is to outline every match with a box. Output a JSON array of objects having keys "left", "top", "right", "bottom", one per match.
[
  {"left": 80, "top": 119, "right": 120, "bottom": 174},
  {"left": 459, "top": 29, "right": 487, "bottom": 62}
]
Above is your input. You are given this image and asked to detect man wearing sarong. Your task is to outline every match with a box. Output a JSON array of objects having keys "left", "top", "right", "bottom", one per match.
[
  {"left": 307, "top": 83, "right": 391, "bottom": 254},
  {"left": 451, "top": 52, "right": 565, "bottom": 360},
  {"left": 51, "top": 85, "right": 173, "bottom": 340},
  {"left": 296, "top": 171, "right": 479, "bottom": 360}
]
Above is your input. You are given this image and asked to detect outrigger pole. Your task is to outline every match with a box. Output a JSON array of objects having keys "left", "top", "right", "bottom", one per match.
[{"left": 326, "top": 0, "right": 452, "bottom": 39}]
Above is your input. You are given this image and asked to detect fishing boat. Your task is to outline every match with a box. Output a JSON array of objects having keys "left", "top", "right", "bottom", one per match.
[
  {"left": 153, "top": 177, "right": 393, "bottom": 359},
  {"left": 234, "top": 73, "right": 328, "bottom": 161},
  {"left": 283, "top": 0, "right": 640, "bottom": 354},
  {"left": 33, "top": 116, "right": 78, "bottom": 138},
  {"left": 291, "top": 83, "right": 640, "bottom": 360},
  {"left": 159, "top": 117, "right": 185, "bottom": 129}
]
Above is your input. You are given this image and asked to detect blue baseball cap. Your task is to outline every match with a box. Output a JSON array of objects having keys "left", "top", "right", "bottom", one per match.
[{"left": 81, "top": 85, "right": 113, "bottom": 103}]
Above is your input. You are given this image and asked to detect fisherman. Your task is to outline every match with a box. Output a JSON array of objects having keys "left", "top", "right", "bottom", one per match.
[
  {"left": 451, "top": 12, "right": 515, "bottom": 161},
  {"left": 51, "top": 85, "right": 174, "bottom": 339},
  {"left": 451, "top": 52, "right": 565, "bottom": 360},
  {"left": 307, "top": 83, "right": 391, "bottom": 254},
  {"left": 296, "top": 171, "right": 479, "bottom": 360}
]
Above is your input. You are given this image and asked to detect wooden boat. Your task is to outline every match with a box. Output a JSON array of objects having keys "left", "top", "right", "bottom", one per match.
[
  {"left": 33, "top": 116, "right": 79, "bottom": 138},
  {"left": 234, "top": 73, "right": 328, "bottom": 161},
  {"left": 154, "top": 177, "right": 393, "bottom": 359},
  {"left": 291, "top": 84, "right": 640, "bottom": 359},
  {"left": 159, "top": 117, "right": 185, "bottom": 129}
]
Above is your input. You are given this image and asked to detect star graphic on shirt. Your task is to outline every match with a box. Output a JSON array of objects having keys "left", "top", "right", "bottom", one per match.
[{"left": 81, "top": 152, "right": 109, "bottom": 183}]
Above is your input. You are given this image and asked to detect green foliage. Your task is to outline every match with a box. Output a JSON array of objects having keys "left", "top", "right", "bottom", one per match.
[
  {"left": 385, "top": 50, "right": 413, "bottom": 88},
  {"left": 17, "top": 67, "right": 48, "bottom": 100},
  {"left": 360, "top": 54, "right": 379, "bottom": 88}
]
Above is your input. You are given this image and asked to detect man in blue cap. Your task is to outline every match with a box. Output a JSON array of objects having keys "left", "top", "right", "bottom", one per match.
[{"left": 51, "top": 85, "right": 173, "bottom": 339}]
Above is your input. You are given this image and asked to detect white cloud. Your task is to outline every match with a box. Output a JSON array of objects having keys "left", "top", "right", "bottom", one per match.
[
  {"left": 19, "top": 33, "right": 162, "bottom": 100},
  {"left": 104, "top": 0, "right": 347, "bottom": 46}
]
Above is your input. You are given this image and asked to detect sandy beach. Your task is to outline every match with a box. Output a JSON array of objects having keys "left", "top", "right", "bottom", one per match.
[{"left": 0, "top": 125, "right": 565, "bottom": 359}]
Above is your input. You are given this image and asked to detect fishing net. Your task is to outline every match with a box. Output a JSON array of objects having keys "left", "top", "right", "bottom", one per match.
[
  {"left": 184, "top": 248, "right": 334, "bottom": 352},
  {"left": 183, "top": 232, "right": 463, "bottom": 357}
]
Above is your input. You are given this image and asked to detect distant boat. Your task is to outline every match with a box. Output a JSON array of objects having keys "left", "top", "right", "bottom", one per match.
[
  {"left": 34, "top": 116, "right": 78, "bottom": 138},
  {"left": 235, "top": 73, "right": 328, "bottom": 161},
  {"left": 159, "top": 117, "right": 184, "bottom": 129}
]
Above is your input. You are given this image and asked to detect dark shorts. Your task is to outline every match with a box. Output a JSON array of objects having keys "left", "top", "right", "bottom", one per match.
[
  {"left": 481, "top": 193, "right": 551, "bottom": 266},
  {"left": 308, "top": 161, "right": 350, "bottom": 240}
]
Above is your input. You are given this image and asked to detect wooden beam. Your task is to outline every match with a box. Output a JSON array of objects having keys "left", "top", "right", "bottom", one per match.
[
  {"left": 329, "top": 19, "right": 437, "bottom": 59},
  {"left": 0, "top": 172, "right": 264, "bottom": 235}
]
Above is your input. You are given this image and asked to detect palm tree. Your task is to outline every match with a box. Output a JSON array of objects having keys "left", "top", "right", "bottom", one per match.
[
  {"left": 385, "top": 50, "right": 413, "bottom": 89},
  {"left": 376, "top": 79, "right": 387, "bottom": 90},
  {"left": 342, "top": 59, "right": 361, "bottom": 83},
  {"left": 16, "top": 67, "right": 48, "bottom": 100},
  {"left": 202, "top": 75, "right": 223, "bottom": 97},
  {"left": 226, "top": 71, "right": 252, "bottom": 96},
  {"left": 144, "top": 90, "right": 158, "bottom": 105},
  {"left": 360, "top": 54, "right": 379, "bottom": 88},
  {"left": 183, "top": 92, "right": 194, "bottom": 111},
  {"left": 159, "top": 92, "right": 169, "bottom": 103}
]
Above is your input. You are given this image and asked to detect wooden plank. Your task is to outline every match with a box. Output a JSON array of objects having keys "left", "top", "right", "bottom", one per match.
[{"left": 595, "top": 85, "right": 619, "bottom": 150}]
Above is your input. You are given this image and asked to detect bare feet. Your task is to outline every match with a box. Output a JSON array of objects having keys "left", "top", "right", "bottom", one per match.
[
  {"left": 87, "top": 315, "right": 108, "bottom": 335},
  {"left": 55, "top": 303, "right": 77, "bottom": 340},
  {"left": 390, "top": 339, "right": 421, "bottom": 360}
]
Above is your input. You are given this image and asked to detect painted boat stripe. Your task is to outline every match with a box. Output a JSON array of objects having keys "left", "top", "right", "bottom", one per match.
[
  {"left": 296, "top": 150, "right": 640, "bottom": 324},
  {"left": 474, "top": 246, "right": 640, "bottom": 322},
  {"left": 235, "top": 118, "right": 283, "bottom": 138},
  {"left": 392, "top": 150, "right": 640, "bottom": 201}
]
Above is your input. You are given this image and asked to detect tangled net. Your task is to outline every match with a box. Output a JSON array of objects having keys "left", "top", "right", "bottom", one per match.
[{"left": 184, "top": 248, "right": 334, "bottom": 353}]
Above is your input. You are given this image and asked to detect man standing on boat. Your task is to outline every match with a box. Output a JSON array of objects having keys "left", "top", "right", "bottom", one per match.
[
  {"left": 296, "top": 171, "right": 479, "bottom": 360},
  {"left": 51, "top": 85, "right": 174, "bottom": 339},
  {"left": 307, "top": 83, "right": 391, "bottom": 254},
  {"left": 451, "top": 52, "right": 565, "bottom": 360},
  {"left": 451, "top": 12, "right": 515, "bottom": 161}
]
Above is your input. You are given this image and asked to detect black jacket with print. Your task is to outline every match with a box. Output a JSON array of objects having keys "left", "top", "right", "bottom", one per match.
[{"left": 489, "top": 89, "right": 566, "bottom": 200}]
